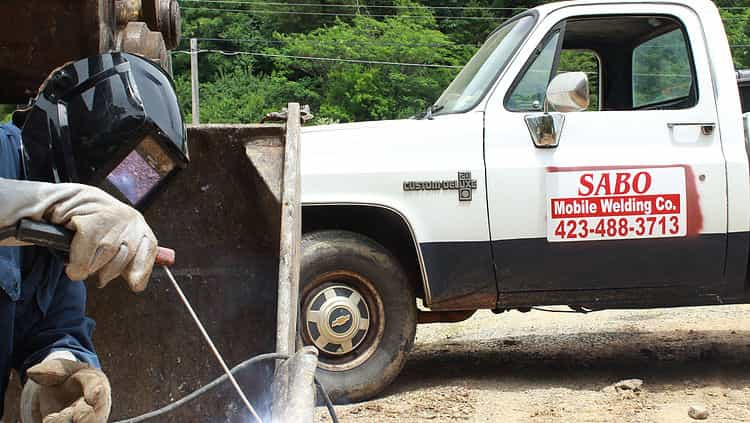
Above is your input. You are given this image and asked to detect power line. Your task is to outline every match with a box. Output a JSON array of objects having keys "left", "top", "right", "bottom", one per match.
[
  {"left": 180, "top": 6, "right": 511, "bottom": 20},
  {"left": 191, "top": 36, "right": 750, "bottom": 49},
  {"left": 191, "top": 36, "right": 479, "bottom": 48},
  {"left": 179, "top": 0, "right": 528, "bottom": 10},
  {"left": 180, "top": 36, "right": 750, "bottom": 51},
  {"left": 174, "top": 48, "right": 464, "bottom": 68},
  {"left": 180, "top": 1, "right": 750, "bottom": 13}
]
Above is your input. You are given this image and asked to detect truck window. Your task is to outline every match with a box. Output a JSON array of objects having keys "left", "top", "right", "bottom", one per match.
[
  {"left": 558, "top": 50, "right": 600, "bottom": 111},
  {"left": 432, "top": 14, "right": 536, "bottom": 116},
  {"left": 632, "top": 29, "right": 694, "bottom": 108},
  {"left": 506, "top": 31, "right": 561, "bottom": 112},
  {"left": 504, "top": 15, "right": 697, "bottom": 112}
]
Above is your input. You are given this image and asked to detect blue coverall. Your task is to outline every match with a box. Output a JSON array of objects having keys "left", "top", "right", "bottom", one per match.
[{"left": 0, "top": 123, "right": 99, "bottom": 416}]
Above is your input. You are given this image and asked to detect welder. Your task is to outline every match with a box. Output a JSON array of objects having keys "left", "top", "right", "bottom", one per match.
[{"left": 0, "top": 52, "right": 188, "bottom": 423}]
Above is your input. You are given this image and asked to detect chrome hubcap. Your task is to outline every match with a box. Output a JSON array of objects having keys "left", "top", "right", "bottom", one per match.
[{"left": 305, "top": 285, "right": 370, "bottom": 355}]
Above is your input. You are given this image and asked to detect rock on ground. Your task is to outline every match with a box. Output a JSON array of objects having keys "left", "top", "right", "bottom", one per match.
[
  {"left": 316, "top": 306, "right": 750, "bottom": 423},
  {"left": 688, "top": 405, "right": 710, "bottom": 420}
]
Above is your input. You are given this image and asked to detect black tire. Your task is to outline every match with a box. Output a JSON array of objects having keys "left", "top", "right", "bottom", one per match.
[{"left": 299, "top": 230, "right": 417, "bottom": 403}]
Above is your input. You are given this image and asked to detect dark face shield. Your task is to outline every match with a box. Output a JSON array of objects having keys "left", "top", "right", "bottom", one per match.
[
  {"left": 18, "top": 52, "right": 188, "bottom": 208},
  {"left": 102, "top": 135, "right": 178, "bottom": 205}
]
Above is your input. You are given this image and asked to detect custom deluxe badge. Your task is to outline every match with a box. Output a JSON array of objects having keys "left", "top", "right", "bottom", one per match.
[
  {"left": 403, "top": 172, "right": 478, "bottom": 202},
  {"left": 546, "top": 167, "right": 687, "bottom": 242}
]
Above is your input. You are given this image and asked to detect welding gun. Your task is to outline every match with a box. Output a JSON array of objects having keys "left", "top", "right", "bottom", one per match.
[{"left": 0, "top": 218, "right": 175, "bottom": 266}]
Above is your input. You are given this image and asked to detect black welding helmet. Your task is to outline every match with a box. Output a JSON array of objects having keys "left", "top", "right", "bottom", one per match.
[{"left": 16, "top": 52, "right": 188, "bottom": 207}]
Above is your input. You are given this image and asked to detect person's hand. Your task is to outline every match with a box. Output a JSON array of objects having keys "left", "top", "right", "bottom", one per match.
[
  {"left": 0, "top": 178, "right": 157, "bottom": 292},
  {"left": 45, "top": 183, "right": 158, "bottom": 292},
  {"left": 21, "top": 359, "right": 111, "bottom": 423}
]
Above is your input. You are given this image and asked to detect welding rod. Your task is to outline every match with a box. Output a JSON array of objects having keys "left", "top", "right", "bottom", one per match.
[{"left": 161, "top": 266, "right": 264, "bottom": 423}]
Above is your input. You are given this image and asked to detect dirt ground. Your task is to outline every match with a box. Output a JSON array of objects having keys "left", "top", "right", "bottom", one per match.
[{"left": 316, "top": 305, "right": 750, "bottom": 422}]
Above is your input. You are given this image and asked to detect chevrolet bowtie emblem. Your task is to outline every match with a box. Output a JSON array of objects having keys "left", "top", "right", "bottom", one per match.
[
  {"left": 402, "top": 171, "right": 478, "bottom": 202},
  {"left": 331, "top": 314, "right": 352, "bottom": 328}
]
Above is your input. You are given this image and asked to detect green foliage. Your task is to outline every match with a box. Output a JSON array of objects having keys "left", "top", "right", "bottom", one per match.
[
  {"left": 721, "top": 7, "right": 750, "bottom": 68},
  {"left": 631, "top": 29, "right": 693, "bottom": 107},
  {"left": 558, "top": 50, "right": 600, "bottom": 110},
  {"left": 176, "top": 0, "right": 750, "bottom": 124},
  {"left": 265, "top": 5, "right": 470, "bottom": 121}
]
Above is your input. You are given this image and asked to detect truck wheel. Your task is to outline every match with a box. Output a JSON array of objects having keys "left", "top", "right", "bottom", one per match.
[{"left": 299, "top": 230, "right": 417, "bottom": 403}]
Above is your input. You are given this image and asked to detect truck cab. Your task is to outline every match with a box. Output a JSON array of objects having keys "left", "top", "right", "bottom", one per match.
[{"left": 298, "top": 0, "right": 750, "bottom": 403}]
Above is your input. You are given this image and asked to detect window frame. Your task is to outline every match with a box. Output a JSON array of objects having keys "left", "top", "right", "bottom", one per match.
[
  {"left": 630, "top": 23, "right": 699, "bottom": 110},
  {"left": 503, "top": 22, "right": 567, "bottom": 112},
  {"left": 502, "top": 14, "right": 699, "bottom": 113},
  {"left": 430, "top": 10, "right": 540, "bottom": 117}
]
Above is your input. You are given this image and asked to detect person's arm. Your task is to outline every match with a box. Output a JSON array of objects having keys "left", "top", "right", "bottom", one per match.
[
  {"left": 0, "top": 177, "right": 157, "bottom": 292},
  {"left": 16, "top": 262, "right": 110, "bottom": 423}
]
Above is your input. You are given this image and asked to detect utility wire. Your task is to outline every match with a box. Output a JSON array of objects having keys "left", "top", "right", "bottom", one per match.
[
  {"left": 189, "top": 36, "right": 750, "bottom": 49},
  {"left": 180, "top": 36, "right": 750, "bottom": 51},
  {"left": 181, "top": 0, "right": 750, "bottom": 12},
  {"left": 174, "top": 49, "right": 464, "bottom": 68},
  {"left": 181, "top": 6, "right": 747, "bottom": 22},
  {"left": 192, "top": 36, "right": 479, "bottom": 48},
  {"left": 179, "top": 0, "right": 528, "bottom": 10},
  {"left": 180, "top": 1, "right": 750, "bottom": 13},
  {"left": 180, "top": 6, "right": 512, "bottom": 20},
  {"left": 113, "top": 353, "right": 340, "bottom": 423}
]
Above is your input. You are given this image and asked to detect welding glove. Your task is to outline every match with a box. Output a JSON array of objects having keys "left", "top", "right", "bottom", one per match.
[
  {"left": 20, "top": 358, "right": 111, "bottom": 423},
  {"left": 0, "top": 178, "right": 157, "bottom": 292}
]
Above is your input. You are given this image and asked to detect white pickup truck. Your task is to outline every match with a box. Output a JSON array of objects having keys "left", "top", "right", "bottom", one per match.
[{"left": 296, "top": 0, "right": 750, "bottom": 402}]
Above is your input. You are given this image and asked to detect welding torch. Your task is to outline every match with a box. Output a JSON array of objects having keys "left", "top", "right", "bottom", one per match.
[
  {"left": 0, "top": 218, "right": 265, "bottom": 423},
  {"left": 0, "top": 218, "right": 175, "bottom": 266}
]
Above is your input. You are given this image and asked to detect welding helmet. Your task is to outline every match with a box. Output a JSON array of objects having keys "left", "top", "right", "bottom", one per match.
[{"left": 15, "top": 52, "right": 188, "bottom": 207}]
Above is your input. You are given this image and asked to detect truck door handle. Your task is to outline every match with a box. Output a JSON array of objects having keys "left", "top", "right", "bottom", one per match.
[{"left": 667, "top": 122, "right": 715, "bottom": 135}]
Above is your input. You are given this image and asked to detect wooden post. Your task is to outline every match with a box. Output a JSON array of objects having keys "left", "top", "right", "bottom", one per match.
[
  {"left": 276, "top": 103, "right": 302, "bottom": 356},
  {"left": 190, "top": 38, "right": 200, "bottom": 125}
]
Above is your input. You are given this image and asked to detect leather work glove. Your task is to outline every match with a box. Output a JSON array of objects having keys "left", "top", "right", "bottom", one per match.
[
  {"left": 20, "top": 359, "right": 111, "bottom": 423},
  {"left": 0, "top": 178, "right": 157, "bottom": 292}
]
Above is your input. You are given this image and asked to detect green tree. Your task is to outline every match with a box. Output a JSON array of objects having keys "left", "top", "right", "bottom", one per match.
[
  {"left": 264, "top": 2, "right": 471, "bottom": 121},
  {"left": 174, "top": 0, "right": 750, "bottom": 123}
]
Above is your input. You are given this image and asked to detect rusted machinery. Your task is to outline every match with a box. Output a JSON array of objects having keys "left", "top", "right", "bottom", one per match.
[
  {"left": 0, "top": 0, "right": 179, "bottom": 103},
  {"left": 3, "top": 109, "right": 312, "bottom": 422},
  {"left": 0, "top": 3, "right": 318, "bottom": 420},
  {"left": 0, "top": 51, "right": 322, "bottom": 421}
]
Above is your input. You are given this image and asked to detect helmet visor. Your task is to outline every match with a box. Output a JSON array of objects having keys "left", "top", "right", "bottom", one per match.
[
  {"left": 102, "top": 135, "right": 177, "bottom": 206},
  {"left": 20, "top": 52, "right": 188, "bottom": 209}
]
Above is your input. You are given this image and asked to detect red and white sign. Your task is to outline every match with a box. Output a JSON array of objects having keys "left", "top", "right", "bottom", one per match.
[{"left": 546, "top": 167, "right": 687, "bottom": 242}]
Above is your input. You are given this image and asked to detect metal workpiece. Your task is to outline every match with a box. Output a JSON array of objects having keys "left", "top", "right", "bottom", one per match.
[
  {"left": 115, "top": 0, "right": 181, "bottom": 49},
  {"left": 0, "top": 0, "right": 181, "bottom": 103},
  {"left": 115, "top": 22, "right": 169, "bottom": 69},
  {"left": 0, "top": 0, "right": 114, "bottom": 102},
  {"left": 3, "top": 124, "right": 288, "bottom": 422},
  {"left": 162, "top": 266, "right": 263, "bottom": 423},
  {"left": 276, "top": 104, "right": 303, "bottom": 357},
  {"left": 143, "top": 0, "right": 181, "bottom": 49},
  {"left": 115, "top": 0, "right": 143, "bottom": 27},
  {"left": 271, "top": 347, "right": 319, "bottom": 423}
]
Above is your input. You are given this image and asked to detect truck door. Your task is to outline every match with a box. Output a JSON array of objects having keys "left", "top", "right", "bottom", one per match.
[{"left": 484, "top": 4, "right": 727, "bottom": 294}]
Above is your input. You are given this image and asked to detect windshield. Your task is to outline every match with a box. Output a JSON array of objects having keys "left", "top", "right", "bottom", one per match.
[{"left": 432, "top": 15, "right": 536, "bottom": 115}]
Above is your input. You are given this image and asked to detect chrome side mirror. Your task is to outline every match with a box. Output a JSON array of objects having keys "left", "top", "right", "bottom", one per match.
[
  {"left": 525, "top": 114, "right": 565, "bottom": 148},
  {"left": 546, "top": 72, "right": 590, "bottom": 113},
  {"left": 524, "top": 72, "right": 589, "bottom": 148}
]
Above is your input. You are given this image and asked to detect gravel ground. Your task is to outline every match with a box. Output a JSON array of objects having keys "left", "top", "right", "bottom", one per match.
[{"left": 317, "top": 305, "right": 750, "bottom": 422}]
